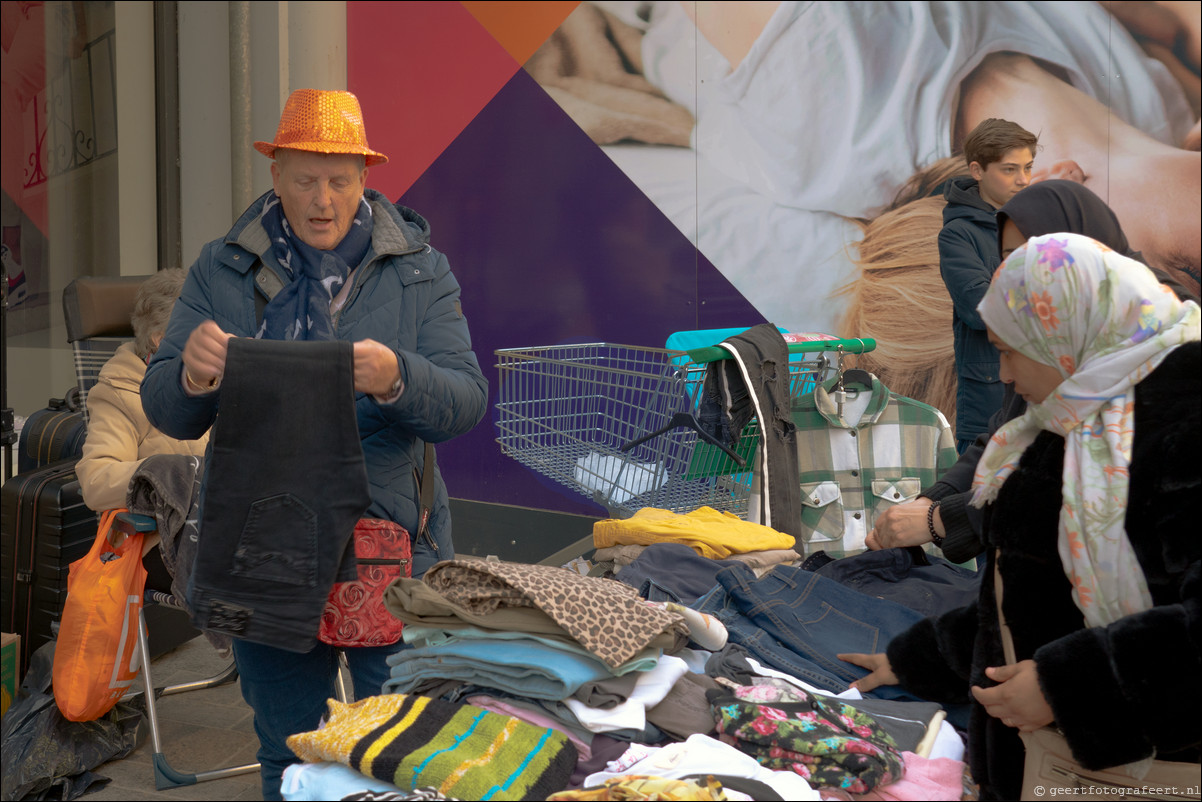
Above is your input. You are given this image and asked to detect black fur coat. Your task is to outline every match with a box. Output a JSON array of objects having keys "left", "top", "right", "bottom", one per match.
[{"left": 887, "top": 342, "right": 1201, "bottom": 800}]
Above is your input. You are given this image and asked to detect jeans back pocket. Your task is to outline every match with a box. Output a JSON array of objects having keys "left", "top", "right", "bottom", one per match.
[{"left": 230, "top": 494, "right": 319, "bottom": 588}]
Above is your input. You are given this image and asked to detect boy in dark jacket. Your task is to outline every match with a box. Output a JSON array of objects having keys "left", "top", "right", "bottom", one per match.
[{"left": 939, "top": 118, "right": 1037, "bottom": 451}]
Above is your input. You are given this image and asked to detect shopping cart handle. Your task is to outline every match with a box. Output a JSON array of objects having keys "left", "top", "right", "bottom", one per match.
[
  {"left": 686, "top": 336, "right": 876, "bottom": 364},
  {"left": 620, "top": 412, "right": 747, "bottom": 469}
]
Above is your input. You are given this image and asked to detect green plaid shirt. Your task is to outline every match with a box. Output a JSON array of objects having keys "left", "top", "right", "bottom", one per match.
[{"left": 754, "top": 375, "right": 958, "bottom": 558}]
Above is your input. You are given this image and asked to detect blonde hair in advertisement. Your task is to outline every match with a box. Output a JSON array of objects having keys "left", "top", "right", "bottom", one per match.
[{"left": 834, "top": 156, "right": 969, "bottom": 428}]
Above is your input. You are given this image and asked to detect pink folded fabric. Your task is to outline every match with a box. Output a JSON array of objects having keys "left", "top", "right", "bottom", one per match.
[
  {"left": 818, "top": 752, "right": 965, "bottom": 801},
  {"left": 466, "top": 694, "right": 593, "bottom": 762}
]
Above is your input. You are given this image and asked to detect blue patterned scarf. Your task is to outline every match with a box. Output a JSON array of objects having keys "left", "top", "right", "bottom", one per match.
[{"left": 257, "top": 193, "right": 374, "bottom": 341}]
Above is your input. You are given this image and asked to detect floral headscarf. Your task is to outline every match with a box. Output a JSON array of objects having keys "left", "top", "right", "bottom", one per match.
[{"left": 971, "top": 232, "right": 1201, "bottom": 628}]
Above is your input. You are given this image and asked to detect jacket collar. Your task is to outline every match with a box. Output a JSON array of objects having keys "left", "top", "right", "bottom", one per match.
[
  {"left": 99, "top": 341, "right": 148, "bottom": 394},
  {"left": 813, "top": 373, "right": 891, "bottom": 428},
  {"left": 216, "top": 189, "right": 428, "bottom": 274}
]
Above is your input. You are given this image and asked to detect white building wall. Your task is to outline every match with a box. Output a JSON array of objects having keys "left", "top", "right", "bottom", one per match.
[{"left": 178, "top": 0, "right": 346, "bottom": 266}]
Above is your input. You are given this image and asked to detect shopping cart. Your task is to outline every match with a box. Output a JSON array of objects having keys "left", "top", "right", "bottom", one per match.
[{"left": 494, "top": 337, "right": 875, "bottom": 518}]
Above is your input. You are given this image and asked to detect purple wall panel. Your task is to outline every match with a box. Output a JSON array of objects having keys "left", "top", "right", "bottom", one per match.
[{"left": 400, "top": 69, "right": 764, "bottom": 514}]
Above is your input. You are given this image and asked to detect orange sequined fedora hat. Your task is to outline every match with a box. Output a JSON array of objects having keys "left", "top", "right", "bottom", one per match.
[{"left": 254, "top": 88, "right": 389, "bottom": 166}]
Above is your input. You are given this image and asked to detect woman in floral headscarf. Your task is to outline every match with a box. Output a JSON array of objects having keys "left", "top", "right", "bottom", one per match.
[{"left": 843, "top": 232, "right": 1200, "bottom": 800}]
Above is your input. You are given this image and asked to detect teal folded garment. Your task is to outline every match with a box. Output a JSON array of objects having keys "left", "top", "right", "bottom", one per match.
[
  {"left": 383, "top": 637, "right": 620, "bottom": 700},
  {"left": 402, "top": 625, "right": 661, "bottom": 675}
]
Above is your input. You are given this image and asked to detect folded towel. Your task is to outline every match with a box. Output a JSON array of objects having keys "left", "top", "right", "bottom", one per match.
[{"left": 288, "top": 694, "right": 577, "bottom": 801}]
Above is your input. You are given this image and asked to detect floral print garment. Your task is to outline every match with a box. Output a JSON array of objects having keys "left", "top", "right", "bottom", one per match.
[{"left": 709, "top": 679, "right": 903, "bottom": 793}]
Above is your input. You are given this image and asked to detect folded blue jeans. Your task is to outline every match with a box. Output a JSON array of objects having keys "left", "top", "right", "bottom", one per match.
[
  {"left": 616, "top": 543, "right": 741, "bottom": 605},
  {"left": 695, "top": 564, "right": 926, "bottom": 703},
  {"left": 813, "top": 547, "right": 981, "bottom": 618}
]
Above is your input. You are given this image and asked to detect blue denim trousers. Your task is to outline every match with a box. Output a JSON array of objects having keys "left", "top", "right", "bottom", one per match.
[
  {"left": 813, "top": 547, "right": 982, "bottom": 618},
  {"left": 232, "top": 638, "right": 405, "bottom": 800},
  {"left": 617, "top": 542, "right": 743, "bottom": 605},
  {"left": 694, "top": 563, "right": 925, "bottom": 702}
]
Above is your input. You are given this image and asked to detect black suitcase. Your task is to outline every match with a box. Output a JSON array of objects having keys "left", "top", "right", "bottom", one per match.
[
  {"left": 1, "top": 459, "right": 95, "bottom": 675},
  {"left": 1, "top": 458, "right": 199, "bottom": 676},
  {"left": 18, "top": 395, "right": 87, "bottom": 474}
]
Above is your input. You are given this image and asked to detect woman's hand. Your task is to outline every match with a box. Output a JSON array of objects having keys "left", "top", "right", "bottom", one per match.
[
  {"left": 1106, "top": 1, "right": 1201, "bottom": 74},
  {"left": 839, "top": 652, "right": 899, "bottom": 693},
  {"left": 1105, "top": 1, "right": 1202, "bottom": 118},
  {"left": 971, "top": 660, "right": 1055, "bottom": 732},
  {"left": 867, "top": 499, "right": 937, "bottom": 550}
]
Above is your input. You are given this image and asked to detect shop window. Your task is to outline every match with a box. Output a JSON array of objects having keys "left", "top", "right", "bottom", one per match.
[{"left": 3, "top": 0, "right": 120, "bottom": 340}]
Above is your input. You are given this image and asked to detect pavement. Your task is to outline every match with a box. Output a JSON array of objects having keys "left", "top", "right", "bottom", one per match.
[{"left": 84, "top": 635, "right": 264, "bottom": 801}]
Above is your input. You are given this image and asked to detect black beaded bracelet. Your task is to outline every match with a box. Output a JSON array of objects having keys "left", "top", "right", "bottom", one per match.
[{"left": 927, "top": 499, "right": 945, "bottom": 548}]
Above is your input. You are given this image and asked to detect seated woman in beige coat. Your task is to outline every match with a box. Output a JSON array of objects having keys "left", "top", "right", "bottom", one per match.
[{"left": 76, "top": 267, "right": 209, "bottom": 513}]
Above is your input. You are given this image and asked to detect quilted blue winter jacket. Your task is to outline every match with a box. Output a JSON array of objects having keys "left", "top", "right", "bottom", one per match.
[{"left": 142, "top": 189, "right": 488, "bottom": 578}]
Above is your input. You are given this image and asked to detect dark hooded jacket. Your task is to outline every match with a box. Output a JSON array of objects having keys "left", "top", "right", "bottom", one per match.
[{"left": 938, "top": 176, "right": 1003, "bottom": 442}]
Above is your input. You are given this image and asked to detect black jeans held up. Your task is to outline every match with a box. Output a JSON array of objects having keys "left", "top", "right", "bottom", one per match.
[{"left": 188, "top": 338, "right": 371, "bottom": 652}]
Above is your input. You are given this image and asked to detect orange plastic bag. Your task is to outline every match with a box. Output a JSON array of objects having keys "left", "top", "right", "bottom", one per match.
[{"left": 53, "top": 508, "right": 148, "bottom": 722}]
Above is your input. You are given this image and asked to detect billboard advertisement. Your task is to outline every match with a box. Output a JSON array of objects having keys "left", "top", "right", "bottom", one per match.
[{"left": 346, "top": 1, "right": 1200, "bottom": 516}]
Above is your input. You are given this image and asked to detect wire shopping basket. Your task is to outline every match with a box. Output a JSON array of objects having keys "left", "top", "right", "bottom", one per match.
[{"left": 494, "top": 340, "right": 866, "bottom": 518}]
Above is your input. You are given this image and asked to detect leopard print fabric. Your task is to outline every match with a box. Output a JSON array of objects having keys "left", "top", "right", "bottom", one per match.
[{"left": 423, "top": 560, "right": 688, "bottom": 668}]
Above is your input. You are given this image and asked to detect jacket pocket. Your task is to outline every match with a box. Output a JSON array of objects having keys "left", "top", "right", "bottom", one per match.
[
  {"left": 871, "top": 478, "right": 922, "bottom": 504},
  {"left": 869, "top": 478, "right": 921, "bottom": 522},
  {"left": 799, "top": 480, "right": 843, "bottom": 543},
  {"left": 230, "top": 494, "right": 319, "bottom": 588}
]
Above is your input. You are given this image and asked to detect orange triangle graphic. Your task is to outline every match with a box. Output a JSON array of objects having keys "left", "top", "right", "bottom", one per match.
[{"left": 460, "top": 1, "right": 580, "bottom": 65}]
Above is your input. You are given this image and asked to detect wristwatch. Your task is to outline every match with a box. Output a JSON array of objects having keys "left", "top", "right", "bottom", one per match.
[{"left": 926, "top": 499, "right": 945, "bottom": 548}]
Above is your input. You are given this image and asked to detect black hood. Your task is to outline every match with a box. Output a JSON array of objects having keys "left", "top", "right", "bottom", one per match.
[
  {"left": 996, "top": 180, "right": 1198, "bottom": 303},
  {"left": 996, "top": 180, "right": 1131, "bottom": 259}
]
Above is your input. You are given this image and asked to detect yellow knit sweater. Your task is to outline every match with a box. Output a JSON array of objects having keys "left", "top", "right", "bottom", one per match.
[{"left": 592, "top": 506, "right": 795, "bottom": 560}]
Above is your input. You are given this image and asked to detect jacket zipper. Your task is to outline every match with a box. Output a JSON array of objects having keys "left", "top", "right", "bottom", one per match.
[{"left": 415, "top": 464, "right": 437, "bottom": 553}]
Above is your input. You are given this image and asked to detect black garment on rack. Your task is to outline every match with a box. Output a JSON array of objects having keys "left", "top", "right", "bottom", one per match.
[
  {"left": 189, "top": 338, "right": 371, "bottom": 652},
  {"left": 698, "top": 324, "right": 801, "bottom": 537}
]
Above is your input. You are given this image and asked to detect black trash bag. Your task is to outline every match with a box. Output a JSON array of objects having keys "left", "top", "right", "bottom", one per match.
[{"left": 1, "top": 641, "right": 146, "bottom": 801}]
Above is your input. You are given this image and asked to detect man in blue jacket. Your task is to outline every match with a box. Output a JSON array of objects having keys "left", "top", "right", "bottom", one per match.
[
  {"left": 938, "top": 118, "right": 1037, "bottom": 452},
  {"left": 141, "top": 89, "right": 488, "bottom": 799}
]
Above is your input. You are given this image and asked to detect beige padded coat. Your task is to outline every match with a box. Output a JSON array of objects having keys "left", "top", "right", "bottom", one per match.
[{"left": 77, "top": 342, "right": 209, "bottom": 512}]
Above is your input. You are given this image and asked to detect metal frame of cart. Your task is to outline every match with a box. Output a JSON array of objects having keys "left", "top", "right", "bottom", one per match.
[{"left": 494, "top": 338, "right": 875, "bottom": 519}]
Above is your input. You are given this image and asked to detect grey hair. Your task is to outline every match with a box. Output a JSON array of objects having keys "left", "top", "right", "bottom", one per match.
[{"left": 131, "top": 268, "right": 188, "bottom": 359}]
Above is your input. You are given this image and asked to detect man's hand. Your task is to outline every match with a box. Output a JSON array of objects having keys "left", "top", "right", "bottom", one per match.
[
  {"left": 839, "top": 652, "right": 899, "bottom": 693},
  {"left": 353, "top": 339, "right": 402, "bottom": 396},
  {"left": 182, "top": 320, "right": 234, "bottom": 389},
  {"left": 971, "top": 660, "right": 1055, "bottom": 732},
  {"left": 867, "top": 498, "right": 936, "bottom": 550}
]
